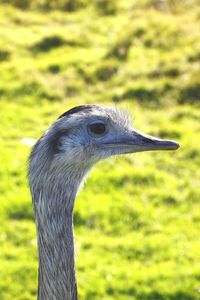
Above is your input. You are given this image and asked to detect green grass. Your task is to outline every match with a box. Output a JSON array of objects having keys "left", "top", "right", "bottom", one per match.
[{"left": 0, "top": 1, "right": 200, "bottom": 299}]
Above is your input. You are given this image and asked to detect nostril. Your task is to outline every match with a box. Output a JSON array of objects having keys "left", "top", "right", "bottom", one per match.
[{"left": 141, "top": 137, "right": 154, "bottom": 143}]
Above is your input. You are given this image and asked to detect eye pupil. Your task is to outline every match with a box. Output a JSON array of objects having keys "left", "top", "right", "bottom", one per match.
[{"left": 89, "top": 122, "right": 106, "bottom": 135}]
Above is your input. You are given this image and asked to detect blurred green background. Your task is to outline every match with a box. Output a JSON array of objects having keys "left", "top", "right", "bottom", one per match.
[{"left": 0, "top": 0, "right": 200, "bottom": 299}]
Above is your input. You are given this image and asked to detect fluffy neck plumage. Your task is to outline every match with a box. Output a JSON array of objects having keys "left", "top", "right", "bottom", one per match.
[
  {"left": 36, "top": 211, "right": 77, "bottom": 300},
  {"left": 31, "top": 166, "right": 87, "bottom": 300}
]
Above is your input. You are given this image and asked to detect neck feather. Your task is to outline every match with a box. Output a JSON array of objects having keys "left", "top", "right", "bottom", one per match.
[{"left": 31, "top": 168, "right": 85, "bottom": 300}]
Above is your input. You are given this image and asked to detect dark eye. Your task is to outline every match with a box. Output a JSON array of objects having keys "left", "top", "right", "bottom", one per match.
[{"left": 88, "top": 121, "right": 106, "bottom": 136}]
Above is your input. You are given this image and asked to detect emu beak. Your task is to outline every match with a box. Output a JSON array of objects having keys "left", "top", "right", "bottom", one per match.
[{"left": 103, "top": 130, "right": 180, "bottom": 154}]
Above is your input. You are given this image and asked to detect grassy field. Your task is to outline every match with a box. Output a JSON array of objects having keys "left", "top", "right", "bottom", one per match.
[{"left": 0, "top": 1, "right": 200, "bottom": 299}]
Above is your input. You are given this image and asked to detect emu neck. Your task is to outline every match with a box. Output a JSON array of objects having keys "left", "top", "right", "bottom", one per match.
[{"left": 33, "top": 169, "right": 83, "bottom": 300}]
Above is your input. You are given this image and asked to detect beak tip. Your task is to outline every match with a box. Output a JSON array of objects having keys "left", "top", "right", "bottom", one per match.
[
  {"left": 160, "top": 139, "right": 180, "bottom": 150},
  {"left": 172, "top": 141, "right": 180, "bottom": 150}
]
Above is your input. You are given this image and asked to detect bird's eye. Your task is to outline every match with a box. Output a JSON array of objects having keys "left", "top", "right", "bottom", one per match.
[{"left": 88, "top": 121, "right": 106, "bottom": 136}]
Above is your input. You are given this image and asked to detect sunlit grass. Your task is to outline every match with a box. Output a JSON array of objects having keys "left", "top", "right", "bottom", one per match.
[{"left": 0, "top": 1, "right": 200, "bottom": 299}]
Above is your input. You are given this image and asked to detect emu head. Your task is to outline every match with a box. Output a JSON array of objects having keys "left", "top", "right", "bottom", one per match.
[{"left": 29, "top": 105, "right": 179, "bottom": 200}]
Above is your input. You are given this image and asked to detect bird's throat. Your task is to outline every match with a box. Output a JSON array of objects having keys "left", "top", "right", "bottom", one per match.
[
  {"left": 34, "top": 185, "right": 79, "bottom": 300},
  {"left": 30, "top": 162, "right": 90, "bottom": 300}
]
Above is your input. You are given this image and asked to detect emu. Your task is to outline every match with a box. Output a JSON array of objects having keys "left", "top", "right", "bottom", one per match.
[{"left": 29, "top": 105, "right": 179, "bottom": 300}]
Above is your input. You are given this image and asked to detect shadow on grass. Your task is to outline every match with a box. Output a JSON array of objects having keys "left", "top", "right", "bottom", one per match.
[
  {"left": 7, "top": 201, "right": 33, "bottom": 220},
  {"left": 0, "top": 49, "right": 10, "bottom": 61},
  {"left": 31, "top": 35, "right": 65, "bottom": 52},
  {"left": 95, "top": 60, "right": 119, "bottom": 81},
  {"left": 179, "top": 83, "right": 200, "bottom": 103},
  {"left": 47, "top": 64, "right": 61, "bottom": 74},
  {"left": 113, "top": 87, "right": 160, "bottom": 103},
  {"left": 31, "top": 35, "right": 85, "bottom": 53},
  {"left": 74, "top": 211, "right": 86, "bottom": 227},
  {"left": 137, "top": 291, "right": 194, "bottom": 300}
]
